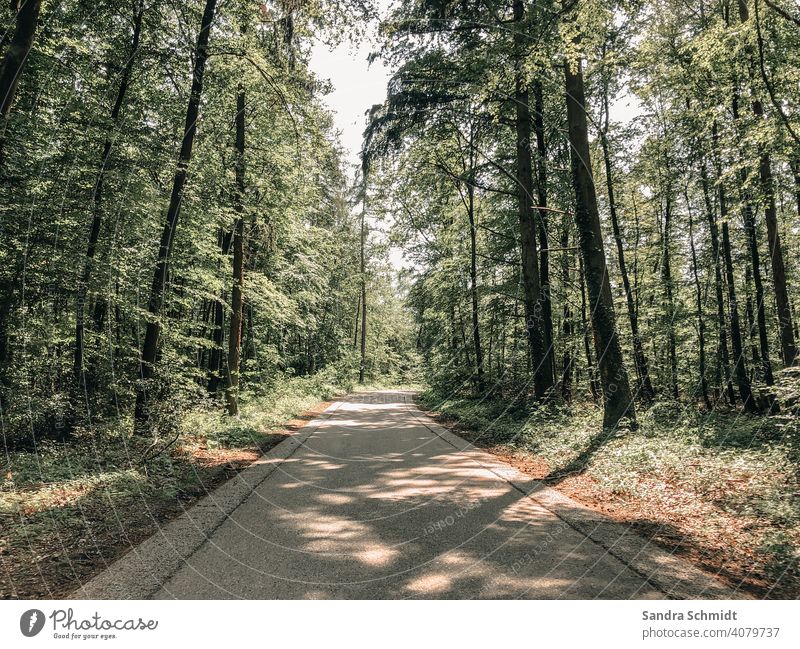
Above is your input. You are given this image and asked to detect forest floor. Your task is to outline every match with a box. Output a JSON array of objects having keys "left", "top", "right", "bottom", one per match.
[
  {"left": 417, "top": 391, "right": 800, "bottom": 599},
  {"left": 0, "top": 375, "right": 367, "bottom": 599}
]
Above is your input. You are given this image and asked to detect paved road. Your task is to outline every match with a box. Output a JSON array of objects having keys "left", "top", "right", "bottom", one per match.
[{"left": 75, "top": 391, "right": 738, "bottom": 599}]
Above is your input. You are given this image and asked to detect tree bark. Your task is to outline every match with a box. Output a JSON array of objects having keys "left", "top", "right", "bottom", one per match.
[
  {"left": 226, "top": 82, "right": 246, "bottom": 416},
  {"left": 699, "top": 158, "right": 735, "bottom": 405},
  {"left": 599, "top": 79, "right": 655, "bottom": 403},
  {"left": 513, "top": 0, "right": 550, "bottom": 400},
  {"left": 533, "top": 78, "right": 555, "bottom": 388},
  {"left": 579, "top": 255, "right": 600, "bottom": 401},
  {"left": 359, "top": 186, "right": 367, "bottom": 384},
  {"left": 559, "top": 213, "right": 573, "bottom": 402},
  {"left": 713, "top": 122, "right": 759, "bottom": 412},
  {"left": 134, "top": 0, "right": 218, "bottom": 433},
  {"left": 662, "top": 192, "right": 679, "bottom": 399},
  {"left": 466, "top": 178, "right": 485, "bottom": 392},
  {"left": 687, "top": 194, "right": 711, "bottom": 408},
  {"left": 739, "top": 0, "right": 796, "bottom": 367},
  {"left": 563, "top": 42, "right": 635, "bottom": 428},
  {"left": 207, "top": 229, "right": 231, "bottom": 394},
  {"left": 738, "top": 166, "right": 773, "bottom": 385},
  {"left": 0, "top": 0, "right": 42, "bottom": 162}
]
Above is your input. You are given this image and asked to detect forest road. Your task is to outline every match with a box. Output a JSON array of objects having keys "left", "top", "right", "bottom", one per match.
[{"left": 73, "top": 391, "right": 742, "bottom": 599}]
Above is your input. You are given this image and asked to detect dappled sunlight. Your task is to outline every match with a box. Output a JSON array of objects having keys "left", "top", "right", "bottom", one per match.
[
  {"left": 356, "top": 546, "right": 400, "bottom": 567},
  {"left": 405, "top": 572, "right": 452, "bottom": 594},
  {"left": 150, "top": 392, "right": 672, "bottom": 599},
  {"left": 316, "top": 493, "right": 355, "bottom": 506}
]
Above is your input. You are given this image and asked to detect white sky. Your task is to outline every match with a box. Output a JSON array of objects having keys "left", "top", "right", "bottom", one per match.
[{"left": 309, "top": 9, "right": 393, "bottom": 172}]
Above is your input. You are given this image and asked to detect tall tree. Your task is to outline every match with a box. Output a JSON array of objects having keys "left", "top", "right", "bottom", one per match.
[
  {"left": 599, "top": 66, "right": 655, "bottom": 403},
  {"left": 359, "top": 178, "right": 368, "bottom": 385},
  {"left": 738, "top": 0, "right": 796, "bottom": 368},
  {"left": 513, "top": 0, "right": 551, "bottom": 399},
  {"left": 134, "top": 0, "right": 219, "bottom": 433},
  {"left": 226, "top": 80, "right": 246, "bottom": 416},
  {"left": 562, "top": 3, "right": 635, "bottom": 428}
]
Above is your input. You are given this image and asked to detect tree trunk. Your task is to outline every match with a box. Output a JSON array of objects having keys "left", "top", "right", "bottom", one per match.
[
  {"left": 699, "top": 158, "right": 735, "bottom": 405},
  {"left": 713, "top": 123, "right": 758, "bottom": 412},
  {"left": 579, "top": 255, "right": 600, "bottom": 401},
  {"left": 739, "top": 173, "right": 773, "bottom": 385},
  {"left": 352, "top": 292, "right": 361, "bottom": 350},
  {"left": 0, "top": 0, "right": 42, "bottom": 163},
  {"left": 738, "top": 0, "right": 796, "bottom": 367},
  {"left": 662, "top": 192, "right": 679, "bottom": 399},
  {"left": 467, "top": 179, "right": 485, "bottom": 392},
  {"left": 687, "top": 194, "right": 711, "bottom": 408},
  {"left": 745, "top": 263, "right": 761, "bottom": 376},
  {"left": 207, "top": 229, "right": 231, "bottom": 394},
  {"left": 359, "top": 187, "right": 367, "bottom": 384},
  {"left": 533, "top": 78, "right": 555, "bottom": 389},
  {"left": 731, "top": 90, "right": 773, "bottom": 385},
  {"left": 134, "top": 0, "right": 218, "bottom": 433},
  {"left": 600, "top": 79, "right": 655, "bottom": 403},
  {"left": 226, "top": 82, "right": 246, "bottom": 416},
  {"left": 560, "top": 213, "right": 573, "bottom": 402},
  {"left": 563, "top": 41, "right": 635, "bottom": 428},
  {"left": 513, "top": 0, "right": 550, "bottom": 400},
  {"left": 74, "top": 0, "right": 144, "bottom": 395}
]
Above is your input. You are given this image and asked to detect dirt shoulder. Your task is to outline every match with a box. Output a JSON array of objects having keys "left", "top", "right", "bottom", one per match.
[{"left": 416, "top": 398, "right": 798, "bottom": 600}]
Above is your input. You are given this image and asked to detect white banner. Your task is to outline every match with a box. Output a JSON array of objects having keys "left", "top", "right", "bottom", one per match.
[{"left": 1, "top": 600, "right": 797, "bottom": 649}]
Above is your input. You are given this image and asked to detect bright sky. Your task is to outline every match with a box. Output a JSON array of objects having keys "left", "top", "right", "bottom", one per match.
[{"left": 309, "top": 8, "right": 393, "bottom": 173}]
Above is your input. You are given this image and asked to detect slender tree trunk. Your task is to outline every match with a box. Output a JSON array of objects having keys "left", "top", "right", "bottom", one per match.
[
  {"left": 687, "top": 194, "right": 711, "bottom": 408},
  {"left": 722, "top": 218, "right": 759, "bottom": 412},
  {"left": 226, "top": 82, "right": 246, "bottom": 416},
  {"left": 791, "top": 157, "right": 800, "bottom": 219},
  {"left": 359, "top": 187, "right": 367, "bottom": 384},
  {"left": 74, "top": 0, "right": 144, "bottom": 394},
  {"left": 759, "top": 146, "right": 795, "bottom": 367},
  {"left": 563, "top": 33, "right": 635, "bottom": 428},
  {"left": 513, "top": 0, "right": 550, "bottom": 400},
  {"left": 739, "top": 174, "right": 773, "bottom": 385},
  {"left": 352, "top": 292, "right": 361, "bottom": 350},
  {"left": 0, "top": 0, "right": 42, "bottom": 163},
  {"left": 662, "top": 192, "right": 679, "bottom": 399},
  {"left": 466, "top": 179, "right": 485, "bottom": 392},
  {"left": 579, "top": 256, "right": 600, "bottom": 401},
  {"left": 738, "top": 0, "right": 796, "bottom": 367},
  {"left": 134, "top": 0, "right": 218, "bottom": 433},
  {"left": 533, "top": 78, "right": 555, "bottom": 388},
  {"left": 560, "top": 214, "right": 573, "bottom": 402},
  {"left": 745, "top": 263, "right": 761, "bottom": 376},
  {"left": 208, "top": 229, "right": 231, "bottom": 394},
  {"left": 599, "top": 81, "right": 655, "bottom": 403},
  {"left": 700, "top": 158, "right": 735, "bottom": 405},
  {"left": 714, "top": 123, "right": 759, "bottom": 412},
  {"left": 731, "top": 91, "right": 773, "bottom": 386}
]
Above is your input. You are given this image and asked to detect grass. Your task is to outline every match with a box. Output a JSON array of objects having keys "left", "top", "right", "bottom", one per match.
[
  {"left": 0, "top": 373, "right": 352, "bottom": 598},
  {"left": 417, "top": 389, "right": 800, "bottom": 599}
]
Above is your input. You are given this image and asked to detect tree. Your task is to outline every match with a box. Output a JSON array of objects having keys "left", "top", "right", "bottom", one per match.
[
  {"left": 562, "top": 1, "right": 635, "bottom": 428},
  {"left": 134, "top": 0, "right": 219, "bottom": 434}
]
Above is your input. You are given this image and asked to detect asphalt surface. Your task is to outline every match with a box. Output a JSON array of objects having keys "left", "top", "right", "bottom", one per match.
[{"left": 74, "top": 391, "right": 740, "bottom": 599}]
